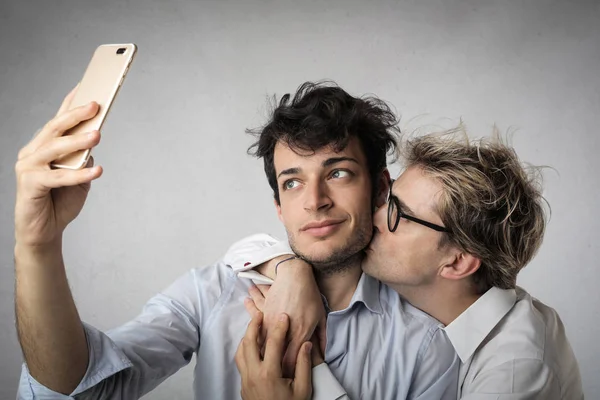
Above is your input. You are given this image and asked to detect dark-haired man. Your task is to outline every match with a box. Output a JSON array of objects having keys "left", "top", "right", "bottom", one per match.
[{"left": 16, "top": 82, "right": 459, "bottom": 399}]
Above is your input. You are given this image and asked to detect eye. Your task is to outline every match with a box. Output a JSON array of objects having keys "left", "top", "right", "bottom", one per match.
[
  {"left": 283, "top": 179, "right": 300, "bottom": 190},
  {"left": 330, "top": 170, "right": 350, "bottom": 179}
]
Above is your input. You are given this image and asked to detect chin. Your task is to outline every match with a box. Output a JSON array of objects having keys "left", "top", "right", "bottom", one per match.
[
  {"left": 289, "top": 225, "right": 371, "bottom": 265},
  {"left": 297, "top": 240, "right": 344, "bottom": 261},
  {"left": 299, "top": 231, "right": 346, "bottom": 247},
  {"left": 293, "top": 237, "right": 361, "bottom": 266}
]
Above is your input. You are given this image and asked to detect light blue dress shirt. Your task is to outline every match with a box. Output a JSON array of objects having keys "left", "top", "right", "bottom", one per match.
[{"left": 18, "top": 236, "right": 459, "bottom": 400}]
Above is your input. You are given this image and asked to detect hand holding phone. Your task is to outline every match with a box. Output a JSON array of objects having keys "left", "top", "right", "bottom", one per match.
[
  {"left": 14, "top": 43, "right": 137, "bottom": 247},
  {"left": 51, "top": 43, "right": 137, "bottom": 169}
]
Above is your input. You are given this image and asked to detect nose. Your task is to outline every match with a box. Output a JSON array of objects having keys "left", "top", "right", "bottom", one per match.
[
  {"left": 373, "top": 202, "right": 388, "bottom": 233},
  {"left": 303, "top": 179, "right": 333, "bottom": 213}
]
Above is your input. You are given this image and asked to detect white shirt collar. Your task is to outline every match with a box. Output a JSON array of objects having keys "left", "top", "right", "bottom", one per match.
[{"left": 444, "top": 287, "right": 517, "bottom": 363}]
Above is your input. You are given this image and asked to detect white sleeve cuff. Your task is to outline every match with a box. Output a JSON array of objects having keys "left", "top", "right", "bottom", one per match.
[
  {"left": 312, "top": 363, "right": 348, "bottom": 400},
  {"left": 223, "top": 233, "right": 294, "bottom": 273}
]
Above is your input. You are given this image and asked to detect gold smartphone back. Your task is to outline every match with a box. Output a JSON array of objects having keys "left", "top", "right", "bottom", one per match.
[{"left": 51, "top": 43, "right": 137, "bottom": 169}]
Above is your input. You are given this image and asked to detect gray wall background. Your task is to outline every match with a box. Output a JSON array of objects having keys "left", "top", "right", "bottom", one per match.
[{"left": 1, "top": 0, "right": 598, "bottom": 398}]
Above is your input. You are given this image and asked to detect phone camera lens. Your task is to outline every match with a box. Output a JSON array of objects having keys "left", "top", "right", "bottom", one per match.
[{"left": 116, "top": 48, "right": 126, "bottom": 55}]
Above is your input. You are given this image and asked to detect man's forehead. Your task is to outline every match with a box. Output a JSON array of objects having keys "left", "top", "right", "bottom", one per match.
[
  {"left": 273, "top": 137, "right": 366, "bottom": 167},
  {"left": 393, "top": 167, "right": 443, "bottom": 215}
]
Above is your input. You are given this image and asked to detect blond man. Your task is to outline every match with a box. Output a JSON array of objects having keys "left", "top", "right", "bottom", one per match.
[{"left": 232, "top": 129, "right": 583, "bottom": 399}]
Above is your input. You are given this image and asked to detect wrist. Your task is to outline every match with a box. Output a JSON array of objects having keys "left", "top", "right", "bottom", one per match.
[
  {"left": 274, "top": 255, "right": 300, "bottom": 275},
  {"left": 276, "top": 258, "right": 312, "bottom": 277},
  {"left": 14, "top": 239, "right": 63, "bottom": 265},
  {"left": 256, "top": 255, "right": 293, "bottom": 279}
]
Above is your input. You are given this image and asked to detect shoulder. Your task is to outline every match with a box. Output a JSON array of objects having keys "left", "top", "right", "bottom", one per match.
[
  {"left": 464, "top": 357, "right": 561, "bottom": 397},
  {"left": 491, "top": 287, "right": 568, "bottom": 361},
  {"left": 165, "top": 259, "right": 252, "bottom": 327},
  {"left": 470, "top": 287, "right": 582, "bottom": 397}
]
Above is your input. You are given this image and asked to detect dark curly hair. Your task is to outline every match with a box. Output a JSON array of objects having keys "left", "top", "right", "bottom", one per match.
[{"left": 247, "top": 81, "right": 400, "bottom": 204}]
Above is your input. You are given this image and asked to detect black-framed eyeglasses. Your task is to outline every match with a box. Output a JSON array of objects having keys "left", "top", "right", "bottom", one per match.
[{"left": 387, "top": 179, "right": 451, "bottom": 233}]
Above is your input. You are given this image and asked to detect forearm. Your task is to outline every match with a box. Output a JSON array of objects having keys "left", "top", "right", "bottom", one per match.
[{"left": 15, "top": 239, "right": 89, "bottom": 395}]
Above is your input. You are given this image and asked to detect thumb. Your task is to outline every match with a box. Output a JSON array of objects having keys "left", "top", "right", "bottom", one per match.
[{"left": 293, "top": 342, "right": 313, "bottom": 400}]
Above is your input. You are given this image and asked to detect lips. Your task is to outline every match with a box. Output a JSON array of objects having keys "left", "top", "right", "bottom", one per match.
[{"left": 301, "top": 219, "right": 345, "bottom": 237}]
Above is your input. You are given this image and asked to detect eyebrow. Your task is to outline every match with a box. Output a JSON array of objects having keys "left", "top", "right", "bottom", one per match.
[
  {"left": 277, "top": 157, "right": 360, "bottom": 179},
  {"left": 277, "top": 167, "right": 300, "bottom": 179},
  {"left": 394, "top": 195, "right": 416, "bottom": 216},
  {"left": 322, "top": 157, "right": 360, "bottom": 168}
]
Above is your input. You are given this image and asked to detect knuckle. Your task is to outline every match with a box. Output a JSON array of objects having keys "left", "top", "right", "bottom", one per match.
[
  {"left": 44, "top": 119, "right": 58, "bottom": 134},
  {"left": 17, "top": 147, "right": 28, "bottom": 161},
  {"left": 14, "top": 159, "right": 24, "bottom": 175},
  {"left": 79, "top": 102, "right": 95, "bottom": 115},
  {"left": 241, "top": 336, "right": 253, "bottom": 347},
  {"left": 266, "top": 337, "right": 280, "bottom": 348}
]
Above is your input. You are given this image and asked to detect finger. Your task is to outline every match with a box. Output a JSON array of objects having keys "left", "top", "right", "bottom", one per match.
[
  {"left": 24, "top": 166, "right": 103, "bottom": 191},
  {"left": 248, "top": 285, "right": 266, "bottom": 311},
  {"left": 255, "top": 284, "right": 271, "bottom": 296},
  {"left": 48, "top": 102, "right": 99, "bottom": 137},
  {"left": 31, "top": 102, "right": 99, "bottom": 150},
  {"left": 263, "top": 313, "right": 290, "bottom": 375},
  {"left": 55, "top": 83, "right": 80, "bottom": 117},
  {"left": 240, "top": 312, "right": 263, "bottom": 366},
  {"left": 282, "top": 341, "right": 301, "bottom": 378},
  {"left": 76, "top": 156, "right": 96, "bottom": 193},
  {"left": 292, "top": 342, "right": 313, "bottom": 399},
  {"left": 243, "top": 297, "right": 262, "bottom": 319},
  {"left": 31, "top": 131, "right": 101, "bottom": 167}
]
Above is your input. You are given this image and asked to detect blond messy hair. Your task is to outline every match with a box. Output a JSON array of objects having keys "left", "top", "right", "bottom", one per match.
[{"left": 402, "top": 125, "right": 548, "bottom": 294}]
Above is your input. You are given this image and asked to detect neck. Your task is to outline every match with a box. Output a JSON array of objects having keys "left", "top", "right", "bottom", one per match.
[
  {"left": 315, "top": 258, "right": 363, "bottom": 311},
  {"left": 393, "top": 279, "right": 480, "bottom": 326}
]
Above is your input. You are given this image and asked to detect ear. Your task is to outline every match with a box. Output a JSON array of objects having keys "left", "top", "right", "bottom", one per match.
[
  {"left": 375, "top": 169, "right": 391, "bottom": 208},
  {"left": 439, "top": 251, "right": 481, "bottom": 281},
  {"left": 274, "top": 198, "right": 284, "bottom": 223}
]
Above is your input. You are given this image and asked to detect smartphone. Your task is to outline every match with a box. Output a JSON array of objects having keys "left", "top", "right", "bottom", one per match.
[{"left": 51, "top": 43, "right": 137, "bottom": 169}]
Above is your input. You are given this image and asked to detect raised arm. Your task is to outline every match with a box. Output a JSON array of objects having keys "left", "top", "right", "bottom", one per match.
[{"left": 14, "top": 86, "right": 102, "bottom": 394}]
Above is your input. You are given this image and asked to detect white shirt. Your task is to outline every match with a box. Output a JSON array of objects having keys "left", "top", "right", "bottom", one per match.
[
  {"left": 444, "top": 286, "right": 583, "bottom": 399},
  {"left": 231, "top": 234, "right": 584, "bottom": 400}
]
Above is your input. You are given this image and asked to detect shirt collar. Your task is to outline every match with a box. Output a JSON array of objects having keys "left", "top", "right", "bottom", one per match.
[
  {"left": 444, "top": 287, "right": 517, "bottom": 363},
  {"left": 347, "top": 273, "right": 383, "bottom": 315}
]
